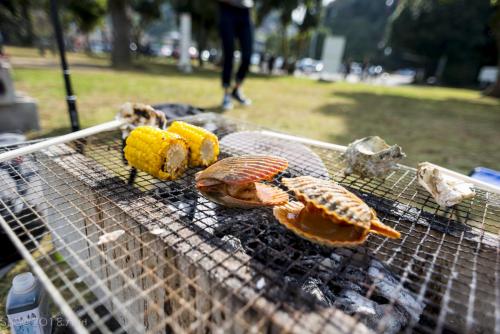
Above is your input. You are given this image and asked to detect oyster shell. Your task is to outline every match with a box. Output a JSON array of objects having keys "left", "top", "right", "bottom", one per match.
[
  {"left": 274, "top": 176, "right": 400, "bottom": 247},
  {"left": 417, "top": 162, "right": 475, "bottom": 207},
  {"left": 196, "top": 155, "right": 289, "bottom": 208},
  {"left": 117, "top": 102, "right": 167, "bottom": 138},
  {"left": 343, "top": 136, "right": 406, "bottom": 179}
]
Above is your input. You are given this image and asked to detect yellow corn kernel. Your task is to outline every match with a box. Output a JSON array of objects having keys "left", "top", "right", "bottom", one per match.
[
  {"left": 124, "top": 126, "right": 189, "bottom": 180},
  {"left": 167, "top": 121, "right": 219, "bottom": 167}
]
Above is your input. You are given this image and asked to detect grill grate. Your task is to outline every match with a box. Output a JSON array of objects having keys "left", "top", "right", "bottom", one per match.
[{"left": 0, "top": 113, "right": 499, "bottom": 334}]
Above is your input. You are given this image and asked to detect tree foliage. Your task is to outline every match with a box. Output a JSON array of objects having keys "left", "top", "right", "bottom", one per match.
[
  {"left": 387, "top": 0, "right": 495, "bottom": 85},
  {"left": 0, "top": 0, "right": 37, "bottom": 45},
  {"left": 323, "top": 0, "right": 393, "bottom": 62},
  {"left": 65, "top": 0, "right": 107, "bottom": 33}
]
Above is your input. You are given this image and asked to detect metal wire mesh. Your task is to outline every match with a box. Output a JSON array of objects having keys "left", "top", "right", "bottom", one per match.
[{"left": 1, "top": 113, "right": 499, "bottom": 334}]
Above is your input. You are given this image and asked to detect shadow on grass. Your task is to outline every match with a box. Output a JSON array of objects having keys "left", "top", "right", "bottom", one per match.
[{"left": 315, "top": 91, "right": 500, "bottom": 172}]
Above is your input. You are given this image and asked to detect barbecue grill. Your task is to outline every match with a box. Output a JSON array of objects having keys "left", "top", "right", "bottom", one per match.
[{"left": 1, "top": 113, "right": 499, "bottom": 334}]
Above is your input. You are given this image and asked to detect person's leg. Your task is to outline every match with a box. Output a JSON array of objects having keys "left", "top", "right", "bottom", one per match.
[
  {"left": 233, "top": 9, "right": 253, "bottom": 105},
  {"left": 219, "top": 4, "right": 235, "bottom": 109}
]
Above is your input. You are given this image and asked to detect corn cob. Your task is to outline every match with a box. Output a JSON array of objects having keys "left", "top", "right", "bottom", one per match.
[
  {"left": 167, "top": 121, "right": 219, "bottom": 167},
  {"left": 124, "top": 126, "right": 189, "bottom": 180}
]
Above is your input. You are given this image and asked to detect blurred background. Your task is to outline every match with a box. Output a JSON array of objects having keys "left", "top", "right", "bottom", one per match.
[{"left": 0, "top": 0, "right": 499, "bottom": 173}]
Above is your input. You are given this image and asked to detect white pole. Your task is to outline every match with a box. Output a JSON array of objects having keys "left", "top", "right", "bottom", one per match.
[
  {"left": 0, "top": 119, "right": 126, "bottom": 163},
  {"left": 178, "top": 13, "right": 192, "bottom": 73}
]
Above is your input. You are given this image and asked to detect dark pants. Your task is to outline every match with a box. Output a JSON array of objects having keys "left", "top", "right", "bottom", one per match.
[{"left": 219, "top": 3, "right": 253, "bottom": 88}]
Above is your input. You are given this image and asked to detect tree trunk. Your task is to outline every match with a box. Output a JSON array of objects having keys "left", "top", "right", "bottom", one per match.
[
  {"left": 21, "top": 2, "right": 35, "bottom": 45},
  {"left": 108, "top": 0, "right": 131, "bottom": 68},
  {"left": 281, "top": 24, "right": 288, "bottom": 60}
]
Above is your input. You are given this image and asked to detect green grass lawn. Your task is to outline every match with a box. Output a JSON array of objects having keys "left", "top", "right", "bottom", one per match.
[{"left": 6, "top": 46, "right": 500, "bottom": 173}]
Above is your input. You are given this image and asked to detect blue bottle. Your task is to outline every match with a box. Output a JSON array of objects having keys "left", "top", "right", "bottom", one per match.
[{"left": 6, "top": 272, "right": 51, "bottom": 334}]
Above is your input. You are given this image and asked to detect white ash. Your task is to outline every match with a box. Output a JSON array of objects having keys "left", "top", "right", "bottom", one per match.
[
  {"left": 368, "top": 260, "right": 424, "bottom": 323},
  {"left": 97, "top": 230, "right": 125, "bottom": 245},
  {"left": 150, "top": 227, "right": 167, "bottom": 236},
  {"left": 256, "top": 277, "right": 266, "bottom": 290},
  {"left": 301, "top": 277, "right": 335, "bottom": 307},
  {"left": 335, "top": 290, "right": 407, "bottom": 334},
  {"left": 221, "top": 235, "right": 242, "bottom": 253}
]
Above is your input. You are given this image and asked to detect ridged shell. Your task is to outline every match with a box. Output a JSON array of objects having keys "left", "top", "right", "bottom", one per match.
[
  {"left": 196, "top": 155, "right": 288, "bottom": 185},
  {"left": 211, "top": 183, "right": 289, "bottom": 208},
  {"left": 273, "top": 201, "right": 369, "bottom": 247},
  {"left": 282, "top": 176, "right": 372, "bottom": 229}
]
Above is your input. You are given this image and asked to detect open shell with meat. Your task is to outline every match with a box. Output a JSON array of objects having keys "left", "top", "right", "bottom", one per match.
[
  {"left": 195, "top": 155, "right": 289, "bottom": 208},
  {"left": 274, "top": 176, "right": 400, "bottom": 247}
]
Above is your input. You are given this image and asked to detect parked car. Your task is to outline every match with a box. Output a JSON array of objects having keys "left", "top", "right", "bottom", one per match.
[{"left": 296, "top": 58, "right": 323, "bottom": 74}]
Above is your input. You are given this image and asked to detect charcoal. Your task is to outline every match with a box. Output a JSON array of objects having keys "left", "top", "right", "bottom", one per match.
[
  {"left": 368, "top": 260, "right": 424, "bottom": 323},
  {"left": 334, "top": 290, "right": 408, "bottom": 334},
  {"left": 220, "top": 235, "right": 242, "bottom": 253},
  {"left": 301, "top": 278, "right": 335, "bottom": 307}
]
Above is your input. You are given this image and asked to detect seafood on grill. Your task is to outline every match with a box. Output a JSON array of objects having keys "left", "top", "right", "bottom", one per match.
[
  {"left": 117, "top": 102, "right": 167, "bottom": 138},
  {"left": 220, "top": 131, "right": 329, "bottom": 179},
  {"left": 167, "top": 121, "right": 219, "bottom": 167},
  {"left": 342, "top": 136, "right": 406, "bottom": 179},
  {"left": 195, "top": 155, "right": 289, "bottom": 208},
  {"left": 274, "top": 176, "right": 400, "bottom": 247},
  {"left": 417, "top": 162, "right": 475, "bottom": 207},
  {"left": 124, "top": 126, "right": 189, "bottom": 180}
]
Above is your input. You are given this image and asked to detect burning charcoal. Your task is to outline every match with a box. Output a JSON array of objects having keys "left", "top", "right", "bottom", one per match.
[
  {"left": 377, "top": 305, "right": 409, "bottom": 334},
  {"left": 368, "top": 260, "right": 424, "bottom": 323},
  {"left": 301, "top": 278, "right": 335, "bottom": 307},
  {"left": 193, "top": 197, "right": 220, "bottom": 234},
  {"left": 343, "top": 264, "right": 368, "bottom": 283},
  {"left": 334, "top": 248, "right": 353, "bottom": 258},
  {"left": 319, "top": 257, "right": 341, "bottom": 272},
  {"left": 335, "top": 290, "right": 407, "bottom": 334},
  {"left": 220, "top": 235, "right": 242, "bottom": 253}
]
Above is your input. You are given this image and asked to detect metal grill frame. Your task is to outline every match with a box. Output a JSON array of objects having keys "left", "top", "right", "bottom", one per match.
[{"left": 0, "top": 113, "right": 499, "bottom": 334}]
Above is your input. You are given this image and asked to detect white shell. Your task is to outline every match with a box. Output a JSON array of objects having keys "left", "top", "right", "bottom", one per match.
[
  {"left": 417, "top": 162, "right": 475, "bottom": 207},
  {"left": 117, "top": 102, "right": 167, "bottom": 138},
  {"left": 343, "top": 136, "right": 405, "bottom": 178}
]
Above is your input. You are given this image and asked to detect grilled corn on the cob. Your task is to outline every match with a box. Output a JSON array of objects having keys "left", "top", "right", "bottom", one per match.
[
  {"left": 167, "top": 121, "right": 219, "bottom": 167},
  {"left": 124, "top": 126, "right": 189, "bottom": 180}
]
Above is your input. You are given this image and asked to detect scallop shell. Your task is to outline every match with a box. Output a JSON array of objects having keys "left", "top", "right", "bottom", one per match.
[
  {"left": 282, "top": 176, "right": 372, "bottom": 229},
  {"left": 220, "top": 131, "right": 330, "bottom": 179},
  {"left": 343, "top": 136, "right": 405, "bottom": 179},
  {"left": 195, "top": 155, "right": 289, "bottom": 208},
  {"left": 195, "top": 155, "right": 288, "bottom": 185},
  {"left": 279, "top": 176, "right": 400, "bottom": 244},
  {"left": 273, "top": 201, "right": 369, "bottom": 247}
]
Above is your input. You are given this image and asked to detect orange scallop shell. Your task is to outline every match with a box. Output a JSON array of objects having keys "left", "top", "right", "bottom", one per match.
[
  {"left": 273, "top": 201, "right": 369, "bottom": 247},
  {"left": 282, "top": 176, "right": 372, "bottom": 229},
  {"left": 196, "top": 155, "right": 288, "bottom": 185},
  {"left": 281, "top": 176, "right": 400, "bottom": 239}
]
